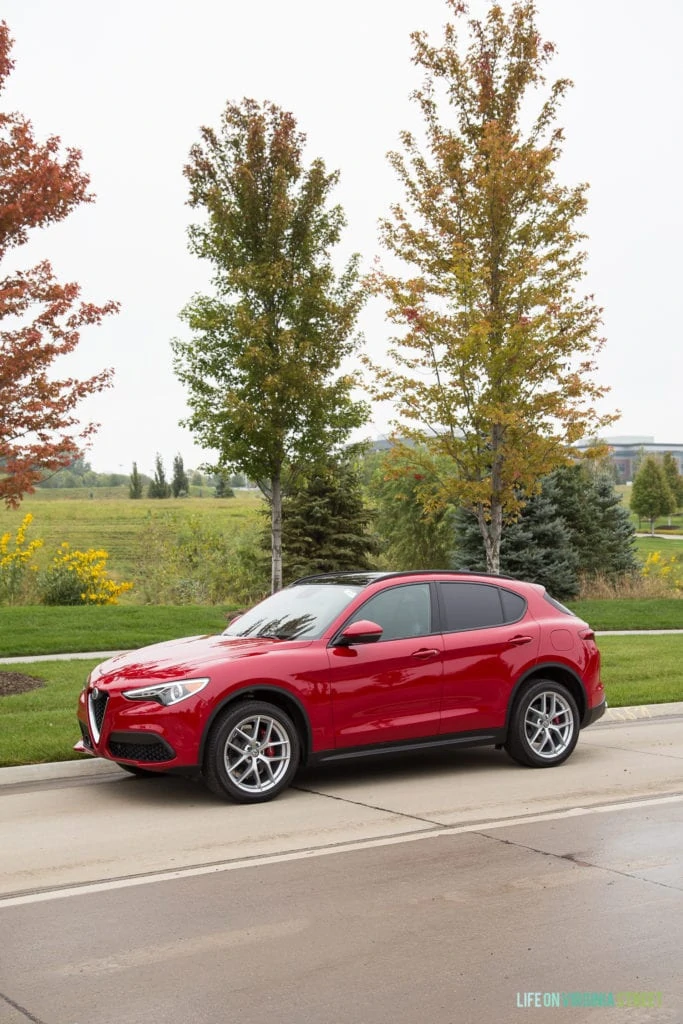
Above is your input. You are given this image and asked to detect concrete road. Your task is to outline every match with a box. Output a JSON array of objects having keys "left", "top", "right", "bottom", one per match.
[{"left": 0, "top": 716, "right": 681, "bottom": 1023}]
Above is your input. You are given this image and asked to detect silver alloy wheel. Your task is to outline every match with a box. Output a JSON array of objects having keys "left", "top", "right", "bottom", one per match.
[
  {"left": 223, "top": 714, "right": 292, "bottom": 794},
  {"left": 523, "top": 690, "right": 574, "bottom": 760}
]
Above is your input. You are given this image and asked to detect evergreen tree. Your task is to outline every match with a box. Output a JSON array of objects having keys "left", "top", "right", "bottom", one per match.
[
  {"left": 544, "top": 465, "right": 637, "bottom": 579},
  {"left": 630, "top": 456, "right": 675, "bottom": 534},
  {"left": 147, "top": 453, "right": 171, "bottom": 499},
  {"left": 129, "top": 462, "right": 143, "bottom": 499},
  {"left": 171, "top": 453, "right": 189, "bottom": 497},
  {"left": 275, "top": 460, "right": 378, "bottom": 584},
  {"left": 214, "top": 472, "right": 235, "bottom": 498},
  {"left": 455, "top": 492, "right": 579, "bottom": 600}
]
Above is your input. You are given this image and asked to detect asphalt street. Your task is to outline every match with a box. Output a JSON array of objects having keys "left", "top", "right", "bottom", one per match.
[{"left": 0, "top": 715, "right": 681, "bottom": 1024}]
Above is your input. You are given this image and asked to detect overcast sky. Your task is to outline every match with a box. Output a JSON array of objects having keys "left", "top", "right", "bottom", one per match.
[{"left": 3, "top": 0, "right": 682, "bottom": 475}]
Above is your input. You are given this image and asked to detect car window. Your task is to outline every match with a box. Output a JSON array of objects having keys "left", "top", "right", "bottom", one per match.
[
  {"left": 223, "top": 584, "right": 364, "bottom": 641},
  {"left": 500, "top": 588, "right": 526, "bottom": 622},
  {"left": 349, "top": 583, "right": 432, "bottom": 641},
  {"left": 438, "top": 582, "right": 505, "bottom": 631}
]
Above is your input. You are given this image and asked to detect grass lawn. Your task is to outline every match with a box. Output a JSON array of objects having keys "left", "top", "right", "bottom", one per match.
[
  {"left": 0, "top": 492, "right": 264, "bottom": 581},
  {"left": 568, "top": 598, "right": 683, "bottom": 630},
  {"left": 1, "top": 636, "right": 680, "bottom": 767},
  {"left": 0, "top": 605, "right": 237, "bottom": 658}
]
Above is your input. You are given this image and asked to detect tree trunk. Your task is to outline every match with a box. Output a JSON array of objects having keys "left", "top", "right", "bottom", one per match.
[{"left": 271, "top": 473, "right": 283, "bottom": 593}]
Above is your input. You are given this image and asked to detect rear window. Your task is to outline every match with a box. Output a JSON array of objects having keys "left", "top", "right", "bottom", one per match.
[
  {"left": 439, "top": 582, "right": 527, "bottom": 632},
  {"left": 543, "top": 593, "right": 575, "bottom": 616}
]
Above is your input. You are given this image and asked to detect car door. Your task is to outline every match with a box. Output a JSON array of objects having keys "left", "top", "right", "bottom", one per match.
[
  {"left": 328, "top": 582, "right": 444, "bottom": 748},
  {"left": 437, "top": 582, "right": 540, "bottom": 735}
]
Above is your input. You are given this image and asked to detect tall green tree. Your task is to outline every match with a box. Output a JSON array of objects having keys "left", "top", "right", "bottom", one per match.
[
  {"left": 661, "top": 452, "right": 683, "bottom": 512},
  {"left": 147, "top": 453, "right": 171, "bottom": 499},
  {"left": 171, "top": 453, "right": 189, "bottom": 497},
  {"left": 129, "top": 461, "right": 143, "bottom": 499},
  {"left": 365, "top": 1, "right": 614, "bottom": 574},
  {"left": 630, "top": 456, "right": 675, "bottom": 534},
  {"left": 173, "top": 99, "right": 367, "bottom": 592},
  {"left": 276, "top": 458, "right": 378, "bottom": 584}
]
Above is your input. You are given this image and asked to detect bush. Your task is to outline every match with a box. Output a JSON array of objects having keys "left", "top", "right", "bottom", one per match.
[
  {"left": 40, "top": 544, "right": 133, "bottom": 605},
  {"left": 0, "top": 514, "right": 42, "bottom": 605}
]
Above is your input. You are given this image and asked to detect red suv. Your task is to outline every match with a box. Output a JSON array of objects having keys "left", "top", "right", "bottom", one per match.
[{"left": 74, "top": 571, "right": 605, "bottom": 803}]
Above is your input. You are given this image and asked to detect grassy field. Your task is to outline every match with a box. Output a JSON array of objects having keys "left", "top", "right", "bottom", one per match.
[
  {"left": 1, "top": 635, "right": 680, "bottom": 767},
  {"left": 568, "top": 598, "right": 683, "bottom": 631},
  {"left": 0, "top": 490, "right": 264, "bottom": 580}
]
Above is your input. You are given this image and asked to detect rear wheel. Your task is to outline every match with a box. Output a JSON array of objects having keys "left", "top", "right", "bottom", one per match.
[
  {"left": 505, "top": 680, "right": 579, "bottom": 768},
  {"left": 203, "top": 700, "right": 300, "bottom": 803}
]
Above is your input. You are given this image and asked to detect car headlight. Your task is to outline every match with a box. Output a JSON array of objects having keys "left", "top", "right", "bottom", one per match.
[{"left": 122, "top": 678, "right": 210, "bottom": 706}]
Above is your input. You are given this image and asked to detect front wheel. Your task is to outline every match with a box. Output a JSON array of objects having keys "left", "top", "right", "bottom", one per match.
[
  {"left": 505, "top": 680, "right": 579, "bottom": 768},
  {"left": 203, "top": 700, "right": 300, "bottom": 803}
]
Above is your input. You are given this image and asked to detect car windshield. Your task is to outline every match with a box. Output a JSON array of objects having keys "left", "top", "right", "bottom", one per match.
[{"left": 222, "top": 583, "right": 364, "bottom": 641}]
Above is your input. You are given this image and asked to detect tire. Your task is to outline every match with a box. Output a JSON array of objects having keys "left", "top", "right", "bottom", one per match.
[
  {"left": 117, "top": 764, "right": 166, "bottom": 778},
  {"left": 203, "top": 700, "right": 300, "bottom": 803},
  {"left": 505, "top": 680, "right": 580, "bottom": 768}
]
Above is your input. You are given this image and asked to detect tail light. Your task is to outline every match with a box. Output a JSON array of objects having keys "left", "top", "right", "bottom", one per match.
[{"left": 579, "top": 628, "right": 595, "bottom": 641}]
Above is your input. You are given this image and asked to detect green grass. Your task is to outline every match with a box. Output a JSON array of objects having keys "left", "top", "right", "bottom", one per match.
[
  {"left": 633, "top": 536, "right": 683, "bottom": 559},
  {"left": 1, "top": 492, "right": 264, "bottom": 580},
  {"left": 0, "top": 605, "right": 236, "bottom": 658},
  {"left": 0, "top": 659, "right": 100, "bottom": 766},
  {"left": 0, "top": 636, "right": 680, "bottom": 767},
  {"left": 568, "top": 599, "right": 683, "bottom": 630},
  {"left": 599, "top": 634, "right": 683, "bottom": 707}
]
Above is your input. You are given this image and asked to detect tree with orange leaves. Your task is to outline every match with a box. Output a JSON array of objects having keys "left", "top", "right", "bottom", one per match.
[
  {"left": 0, "top": 21, "right": 118, "bottom": 507},
  {"left": 365, "top": 1, "right": 616, "bottom": 573}
]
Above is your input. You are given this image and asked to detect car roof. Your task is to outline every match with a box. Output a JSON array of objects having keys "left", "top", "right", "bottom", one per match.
[{"left": 291, "top": 569, "right": 521, "bottom": 587}]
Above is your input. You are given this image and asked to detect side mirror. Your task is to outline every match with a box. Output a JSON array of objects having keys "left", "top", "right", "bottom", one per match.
[{"left": 335, "top": 619, "right": 383, "bottom": 646}]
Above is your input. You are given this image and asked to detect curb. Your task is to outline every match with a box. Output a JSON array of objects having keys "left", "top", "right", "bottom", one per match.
[{"left": 1, "top": 702, "right": 681, "bottom": 789}]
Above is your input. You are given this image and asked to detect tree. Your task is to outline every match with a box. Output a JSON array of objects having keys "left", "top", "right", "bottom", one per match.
[
  {"left": 171, "top": 453, "right": 189, "bottom": 497},
  {"left": 365, "top": 1, "right": 614, "bottom": 574},
  {"left": 630, "top": 456, "right": 675, "bottom": 534},
  {"left": 0, "top": 23, "right": 118, "bottom": 507},
  {"left": 147, "top": 453, "right": 171, "bottom": 499},
  {"left": 455, "top": 490, "right": 579, "bottom": 599},
  {"left": 368, "top": 448, "right": 455, "bottom": 569},
  {"left": 129, "top": 462, "right": 143, "bottom": 499},
  {"left": 661, "top": 452, "right": 683, "bottom": 512},
  {"left": 276, "top": 459, "right": 378, "bottom": 583},
  {"left": 214, "top": 471, "right": 234, "bottom": 498},
  {"left": 172, "top": 99, "right": 367, "bottom": 592},
  {"left": 455, "top": 463, "right": 637, "bottom": 596}
]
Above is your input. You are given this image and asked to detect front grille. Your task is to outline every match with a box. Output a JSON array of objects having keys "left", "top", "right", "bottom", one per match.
[
  {"left": 108, "top": 733, "right": 175, "bottom": 763},
  {"left": 79, "top": 722, "right": 93, "bottom": 750},
  {"left": 88, "top": 690, "right": 109, "bottom": 743}
]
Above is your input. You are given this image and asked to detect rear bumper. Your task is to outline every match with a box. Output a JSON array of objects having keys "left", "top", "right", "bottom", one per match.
[{"left": 582, "top": 699, "right": 607, "bottom": 728}]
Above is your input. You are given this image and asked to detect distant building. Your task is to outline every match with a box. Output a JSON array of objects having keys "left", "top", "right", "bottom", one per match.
[
  {"left": 576, "top": 436, "right": 683, "bottom": 483},
  {"left": 369, "top": 434, "right": 683, "bottom": 484}
]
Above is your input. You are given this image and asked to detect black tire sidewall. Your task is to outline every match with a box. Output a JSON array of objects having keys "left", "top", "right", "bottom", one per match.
[{"left": 204, "top": 699, "right": 300, "bottom": 803}]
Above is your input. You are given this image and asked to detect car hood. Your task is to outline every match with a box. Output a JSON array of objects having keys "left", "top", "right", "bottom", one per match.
[{"left": 89, "top": 633, "right": 311, "bottom": 687}]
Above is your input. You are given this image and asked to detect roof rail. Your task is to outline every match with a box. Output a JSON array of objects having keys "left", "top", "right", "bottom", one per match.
[{"left": 292, "top": 568, "right": 520, "bottom": 586}]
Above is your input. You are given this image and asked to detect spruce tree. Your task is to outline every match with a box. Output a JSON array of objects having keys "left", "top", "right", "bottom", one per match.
[{"left": 276, "top": 460, "right": 378, "bottom": 584}]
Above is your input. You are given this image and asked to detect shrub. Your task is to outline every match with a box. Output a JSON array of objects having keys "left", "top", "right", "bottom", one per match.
[
  {"left": 0, "top": 514, "right": 43, "bottom": 605},
  {"left": 40, "top": 543, "right": 133, "bottom": 605}
]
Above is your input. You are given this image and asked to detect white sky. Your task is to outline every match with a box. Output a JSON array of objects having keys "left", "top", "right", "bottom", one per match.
[{"left": 3, "top": 0, "right": 682, "bottom": 476}]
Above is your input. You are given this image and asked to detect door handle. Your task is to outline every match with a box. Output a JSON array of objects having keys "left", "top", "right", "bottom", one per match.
[
  {"left": 411, "top": 648, "right": 440, "bottom": 659},
  {"left": 508, "top": 635, "right": 533, "bottom": 646}
]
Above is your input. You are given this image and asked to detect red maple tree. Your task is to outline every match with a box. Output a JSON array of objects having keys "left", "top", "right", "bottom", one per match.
[{"left": 0, "top": 21, "right": 118, "bottom": 506}]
